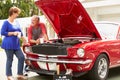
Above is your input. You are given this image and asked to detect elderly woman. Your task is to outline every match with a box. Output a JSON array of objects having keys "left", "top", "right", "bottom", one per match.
[{"left": 1, "top": 6, "right": 27, "bottom": 80}]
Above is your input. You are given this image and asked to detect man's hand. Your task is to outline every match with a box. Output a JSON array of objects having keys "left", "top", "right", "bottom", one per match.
[{"left": 36, "top": 39, "right": 40, "bottom": 45}]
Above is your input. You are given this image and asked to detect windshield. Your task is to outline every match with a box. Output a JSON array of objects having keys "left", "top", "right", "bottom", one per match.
[{"left": 95, "top": 23, "right": 119, "bottom": 40}]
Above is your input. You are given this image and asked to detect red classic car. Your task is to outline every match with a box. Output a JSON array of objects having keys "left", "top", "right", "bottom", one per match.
[{"left": 23, "top": 0, "right": 120, "bottom": 80}]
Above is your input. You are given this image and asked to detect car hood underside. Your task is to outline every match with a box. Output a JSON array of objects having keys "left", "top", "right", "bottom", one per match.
[{"left": 35, "top": 0, "right": 101, "bottom": 39}]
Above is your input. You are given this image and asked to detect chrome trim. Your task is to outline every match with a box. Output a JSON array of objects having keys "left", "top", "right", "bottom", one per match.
[
  {"left": 28, "top": 57, "right": 92, "bottom": 64},
  {"left": 38, "top": 54, "right": 67, "bottom": 58}
]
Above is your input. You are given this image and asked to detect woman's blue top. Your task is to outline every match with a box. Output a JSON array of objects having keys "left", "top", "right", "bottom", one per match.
[{"left": 1, "top": 20, "right": 23, "bottom": 50}]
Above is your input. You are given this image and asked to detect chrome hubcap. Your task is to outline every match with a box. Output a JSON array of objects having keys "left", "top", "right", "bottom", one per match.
[{"left": 98, "top": 58, "right": 108, "bottom": 78}]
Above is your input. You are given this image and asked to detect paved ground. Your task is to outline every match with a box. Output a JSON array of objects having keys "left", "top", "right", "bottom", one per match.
[
  {"left": 1, "top": 48, "right": 120, "bottom": 80},
  {"left": 0, "top": 48, "right": 38, "bottom": 80},
  {"left": 0, "top": 49, "right": 8, "bottom": 80}
]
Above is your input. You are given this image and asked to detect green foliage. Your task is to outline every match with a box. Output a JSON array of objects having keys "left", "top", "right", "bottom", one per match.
[
  {"left": 19, "top": 38, "right": 23, "bottom": 46},
  {"left": 0, "top": 0, "right": 40, "bottom": 19},
  {"left": 0, "top": 0, "right": 13, "bottom": 19}
]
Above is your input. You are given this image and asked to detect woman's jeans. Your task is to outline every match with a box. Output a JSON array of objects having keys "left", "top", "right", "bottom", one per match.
[{"left": 5, "top": 49, "right": 25, "bottom": 76}]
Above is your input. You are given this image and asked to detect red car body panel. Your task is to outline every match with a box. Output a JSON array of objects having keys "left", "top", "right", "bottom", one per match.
[{"left": 23, "top": 0, "right": 120, "bottom": 79}]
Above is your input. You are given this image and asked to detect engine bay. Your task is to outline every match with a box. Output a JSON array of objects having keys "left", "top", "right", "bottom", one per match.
[{"left": 30, "top": 36, "right": 94, "bottom": 55}]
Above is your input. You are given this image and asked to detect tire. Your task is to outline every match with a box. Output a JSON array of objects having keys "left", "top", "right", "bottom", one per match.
[{"left": 87, "top": 54, "right": 109, "bottom": 80}]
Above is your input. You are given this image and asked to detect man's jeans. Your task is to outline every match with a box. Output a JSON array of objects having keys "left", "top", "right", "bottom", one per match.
[{"left": 5, "top": 49, "right": 25, "bottom": 76}]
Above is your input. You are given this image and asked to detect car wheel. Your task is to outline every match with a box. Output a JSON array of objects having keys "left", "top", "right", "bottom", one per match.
[{"left": 87, "top": 54, "right": 109, "bottom": 80}]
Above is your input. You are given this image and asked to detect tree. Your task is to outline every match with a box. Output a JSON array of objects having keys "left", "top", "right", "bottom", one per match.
[
  {"left": 0, "top": 0, "right": 13, "bottom": 19},
  {"left": 0, "top": 0, "right": 40, "bottom": 19}
]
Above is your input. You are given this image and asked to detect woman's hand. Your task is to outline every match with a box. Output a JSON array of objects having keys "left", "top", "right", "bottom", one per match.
[
  {"left": 13, "top": 32, "right": 19, "bottom": 36},
  {"left": 8, "top": 32, "right": 19, "bottom": 36}
]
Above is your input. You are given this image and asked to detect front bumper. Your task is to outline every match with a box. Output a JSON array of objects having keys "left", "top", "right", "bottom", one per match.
[{"left": 25, "top": 57, "right": 93, "bottom": 77}]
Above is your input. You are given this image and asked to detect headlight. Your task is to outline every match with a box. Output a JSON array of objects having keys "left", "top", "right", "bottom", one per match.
[
  {"left": 24, "top": 47, "right": 32, "bottom": 53},
  {"left": 77, "top": 48, "right": 85, "bottom": 57}
]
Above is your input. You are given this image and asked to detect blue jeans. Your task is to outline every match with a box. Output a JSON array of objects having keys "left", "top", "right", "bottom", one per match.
[{"left": 5, "top": 49, "right": 25, "bottom": 76}]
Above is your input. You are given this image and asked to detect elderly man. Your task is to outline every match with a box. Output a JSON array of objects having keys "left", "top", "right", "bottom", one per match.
[{"left": 27, "top": 15, "right": 49, "bottom": 45}]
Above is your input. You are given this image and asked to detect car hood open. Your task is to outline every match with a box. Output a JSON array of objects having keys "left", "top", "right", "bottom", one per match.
[{"left": 35, "top": 0, "right": 101, "bottom": 38}]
